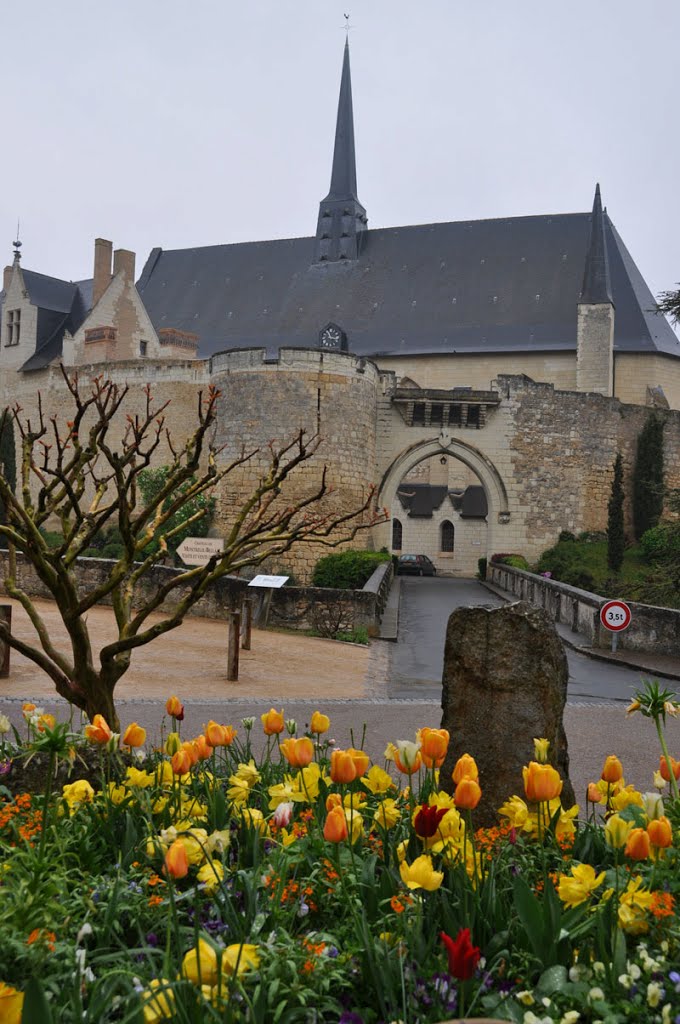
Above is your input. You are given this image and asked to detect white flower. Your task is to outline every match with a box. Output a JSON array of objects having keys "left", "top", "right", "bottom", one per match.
[
  {"left": 618, "top": 974, "right": 632, "bottom": 989},
  {"left": 560, "top": 1013, "right": 580, "bottom": 1024},
  {"left": 517, "top": 991, "right": 535, "bottom": 1006},
  {"left": 662, "top": 1003, "right": 673, "bottom": 1024},
  {"left": 592, "top": 961, "right": 605, "bottom": 976},
  {"left": 628, "top": 962, "right": 642, "bottom": 981},
  {"left": 569, "top": 964, "right": 590, "bottom": 983},
  {"left": 0, "top": 713, "right": 11, "bottom": 734},
  {"left": 642, "top": 791, "right": 664, "bottom": 819},
  {"left": 647, "top": 982, "right": 663, "bottom": 1008},
  {"left": 285, "top": 718, "right": 297, "bottom": 736},
  {"left": 76, "top": 923, "right": 93, "bottom": 945},
  {"left": 588, "top": 987, "right": 604, "bottom": 1003},
  {"left": 395, "top": 739, "right": 421, "bottom": 771},
  {"left": 241, "top": 717, "right": 255, "bottom": 730},
  {"left": 271, "top": 801, "right": 293, "bottom": 828},
  {"left": 653, "top": 770, "right": 667, "bottom": 791}
]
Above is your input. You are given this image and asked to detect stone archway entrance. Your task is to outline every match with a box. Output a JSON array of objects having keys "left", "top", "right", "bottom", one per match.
[{"left": 376, "top": 431, "right": 510, "bottom": 571}]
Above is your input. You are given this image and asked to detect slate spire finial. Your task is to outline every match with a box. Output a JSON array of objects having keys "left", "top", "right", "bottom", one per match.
[
  {"left": 580, "top": 183, "right": 613, "bottom": 304},
  {"left": 314, "top": 39, "right": 367, "bottom": 263},
  {"left": 12, "top": 219, "right": 22, "bottom": 264}
]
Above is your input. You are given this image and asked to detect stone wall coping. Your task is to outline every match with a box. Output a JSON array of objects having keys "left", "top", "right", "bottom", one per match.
[{"left": 489, "top": 562, "right": 602, "bottom": 605}]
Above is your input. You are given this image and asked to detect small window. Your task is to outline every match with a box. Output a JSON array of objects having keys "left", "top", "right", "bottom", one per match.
[
  {"left": 430, "top": 404, "right": 443, "bottom": 426},
  {"left": 412, "top": 403, "right": 426, "bottom": 426},
  {"left": 5, "top": 308, "right": 20, "bottom": 346},
  {"left": 467, "top": 406, "right": 480, "bottom": 428},
  {"left": 392, "top": 518, "right": 403, "bottom": 551},
  {"left": 441, "top": 520, "right": 455, "bottom": 553},
  {"left": 140, "top": 340, "right": 148, "bottom": 357}
]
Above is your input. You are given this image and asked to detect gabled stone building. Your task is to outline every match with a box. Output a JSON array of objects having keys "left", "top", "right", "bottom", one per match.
[{"left": 1, "top": 41, "right": 679, "bottom": 578}]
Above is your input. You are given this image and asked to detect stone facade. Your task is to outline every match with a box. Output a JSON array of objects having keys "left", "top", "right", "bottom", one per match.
[{"left": 576, "top": 301, "right": 614, "bottom": 396}]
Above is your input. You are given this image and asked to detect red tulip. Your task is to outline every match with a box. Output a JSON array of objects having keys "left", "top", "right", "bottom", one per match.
[
  {"left": 414, "top": 804, "right": 448, "bottom": 839},
  {"left": 440, "top": 928, "right": 481, "bottom": 980}
]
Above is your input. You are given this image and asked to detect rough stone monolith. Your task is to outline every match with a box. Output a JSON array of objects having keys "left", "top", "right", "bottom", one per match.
[{"left": 439, "top": 600, "right": 575, "bottom": 827}]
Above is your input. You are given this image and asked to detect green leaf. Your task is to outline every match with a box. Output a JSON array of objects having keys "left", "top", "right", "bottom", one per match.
[
  {"left": 512, "top": 875, "right": 545, "bottom": 959},
  {"left": 535, "top": 964, "right": 569, "bottom": 996},
  {"left": 21, "top": 978, "right": 53, "bottom": 1024}
]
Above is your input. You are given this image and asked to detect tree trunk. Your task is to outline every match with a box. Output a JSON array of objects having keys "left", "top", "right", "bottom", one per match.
[{"left": 83, "top": 685, "right": 120, "bottom": 733}]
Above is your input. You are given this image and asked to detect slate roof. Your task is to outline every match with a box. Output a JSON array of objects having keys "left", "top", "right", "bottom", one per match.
[
  {"left": 11, "top": 272, "right": 93, "bottom": 371},
  {"left": 136, "top": 211, "right": 680, "bottom": 361}
]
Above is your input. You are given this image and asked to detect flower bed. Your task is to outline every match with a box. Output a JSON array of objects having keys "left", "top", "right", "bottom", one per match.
[{"left": 0, "top": 684, "right": 679, "bottom": 1023}]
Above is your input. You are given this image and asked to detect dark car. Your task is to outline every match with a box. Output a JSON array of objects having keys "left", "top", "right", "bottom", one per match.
[{"left": 397, "top": 554, "right": 437, "bottom": 576}]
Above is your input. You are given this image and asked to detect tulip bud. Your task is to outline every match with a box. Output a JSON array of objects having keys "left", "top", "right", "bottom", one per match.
[
  {"left": 285, "top": 718, "right": 297, "bottom": 736},
  {"left": 323, "top": 804, "right": 348, "bottom": 843},
  {"left": 624, "top": 827, "right": 650, "bottom": 861},
  {"left": 165, "top": 695, "right": 184, "bottom": 721},
  {"left": 604, "top": 813, "right": 633, "bottom": 848},
  {"left": 165, "top": 731, "right": 181, "bottom": 756},
  {"left": 533, "top": 738, "right": 550, "bottom": 764},
  {"left": 587, "top": 783, "right": 604, "bottom": 804},
  {"left": 523, "top": 762, "right": 562, "bottom": 803},
  {"left": 394, "top": 740, "right": 422, "bottom": 776},
  {"left": 659, "top": 754, "right": 680, "bottom": 783},
  {"left": 418, "top": 727, "right": 450, "bottom": 768},
  {"left": 241, "top": 717, "right": 255, "bottom": 731},
  {"left": 347, "top": 747, "right": 370, "bottom": 778},
  {"left": 193, "top": 735, "right": 213, "bottom": 761},
  {"left": 122, "top": 722, "right": 146, "bottom": 749},
  {"left": 261, "top": 708, "right": 285, "bottom": 735},
  {"left": 310, "top": 711, "right": 330, "bottom": 735},
  {"left": 601, "top": 755, "right": 623, "bottom": 784},
  {"left": 454, "top": 777, "right": 482, "bottom": 811},
  {"left": 642, "top": 791, "right": 664, "bottom": 820},
  {"left": 164, "top": 838, "right": 190, "bottom": 879},
  {"left": 171, "top": 748, "right": 193, "bottom": 776},
  {"left": 330, "top": 749, "right": 357, "bottom": 784},
  {"left": 452, "top": 753, "right": 479, "bottom": 784},
  {"left": 647, "top": 816, "right": 672, "bottom": 849}
]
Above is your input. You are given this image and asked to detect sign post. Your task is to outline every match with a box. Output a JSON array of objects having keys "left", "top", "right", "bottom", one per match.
[
  {"left": 599, "top": 599, "right": 632, "bottom": 654},
  {"left": 176, "top": 537, "right": 224, "bottom": 566},
  {"left": 248, "top": 575, "right": 290, "bottom": 627}
]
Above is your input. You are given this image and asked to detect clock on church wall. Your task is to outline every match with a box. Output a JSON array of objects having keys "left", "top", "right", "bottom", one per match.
[{"left": 318, "top": 323, "right": 347, "bottom": 351}]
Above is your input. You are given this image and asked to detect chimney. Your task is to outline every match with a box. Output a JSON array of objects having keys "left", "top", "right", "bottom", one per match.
[
  {"left": 93, "top": 238, "right": 113, "bottom": 306},
  {"left": 113, "top": 248, "right": 135, "bottom": 282},
  {"left": 3, "top": 265, "right": 13, "bottom": 292}
]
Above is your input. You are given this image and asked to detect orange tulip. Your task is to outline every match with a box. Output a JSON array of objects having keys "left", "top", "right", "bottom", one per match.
[
  {"left": 205, "top": 721, "right": 236, "bottom": 747},
  {"left": 347, "top": 747, "right": 370, "bottom": 778},
  {"left": 36, "top": 713, "right": 56, "bottom": 732},
  {"left": 454, "top": 777, "right": 482, "bottom": 810},
  {"left": 164, "top": 838, "right": 190, "bottom": 879},
  {"left": 418, "top": 727, "right": 449, "bottom": 768},
  {"left": 325, "top": 792, "right": 343, "bottom": 811},
  {"left": 280, "top": 737, "right": 314, "bottom": 768},
  {"left": 171, "top": 748, "right": 193, "bottom": 775},
  {"left": 166, "top": 695, "right": 184, "bottom": 721},
  {"left": 323, "top": 804, "right": 348, "bottom": 843},
  {"left": 85, "top": 714, "right": 113, "bottom": 745},
  {"left": 193, "top": 735, "right": 213, "bottom": 761},
  {"left": 122, "top": 722, "right": 146, "bottom": 748},
  {"left": 647, "top": 816, "right": 673, "bottom": 849},
  {"left": 601, "top": 755, "right": 623, "bottom": 784},
  {"left": 394, "top": 744, "right": 422, "bottom": 776},
  {"left": 181, "top": 740, "right": 199, "bottom": 766},
  {"left": 624, "top": 827, "right": 650, "bottom": 860},
  {"left": 523, "top": 761, "right": 562, "bottom": 803},
  {"left": 659, "top": 755, "right": 680, "bottom": 782},
  {"left": 452, "top": 753, "right": 479, "bottom": 784},
  {"left": 587, "top": 783, "right": 604, "bottom": 804},
  {"left": 310, "top": 711, "right": 330, "bottom": 735},
  {"left": 261, "top": 708, "right": 285, "bottom": 735},
  {"left": 330, "top": 749, "right": 357, "bottom": 784}
]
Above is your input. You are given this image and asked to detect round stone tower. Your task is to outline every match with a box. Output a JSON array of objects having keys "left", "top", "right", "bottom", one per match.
[{"left": 210, "top": 347, "right": 381, "bottom": 581}]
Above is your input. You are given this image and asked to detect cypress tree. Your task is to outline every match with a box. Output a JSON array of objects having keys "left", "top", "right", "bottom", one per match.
[
  {"left": 607, "top": 453, "right": 625, "bottom": 574},
  {"left": 0, "top": 410, "right": 16, "bottom": 525},
  {"left": 632, "top": 414, "right": 665, "bottom": 540}
]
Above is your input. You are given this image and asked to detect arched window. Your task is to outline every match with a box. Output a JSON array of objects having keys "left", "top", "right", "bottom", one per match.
[
  {"left": 392, "top": 518, "right": 403, "bottom": 551},
  {"left": 440, "top": 520, "right": 455, "bottom": 553}
]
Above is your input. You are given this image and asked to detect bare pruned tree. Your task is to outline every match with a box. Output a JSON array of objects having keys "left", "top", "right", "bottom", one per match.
[{"left": 0, "top": 368, "right": 385, "bottom": 727}]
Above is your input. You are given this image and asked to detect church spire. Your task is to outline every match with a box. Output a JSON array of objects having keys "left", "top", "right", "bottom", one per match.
[
  {"left": 580, "top": 184, "right": 613, "bottom": 304},
  {"left": 314, "top": 40, "right": 367, "bottom": 263}
]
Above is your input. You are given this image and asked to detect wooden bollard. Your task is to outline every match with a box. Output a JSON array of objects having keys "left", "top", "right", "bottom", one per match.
[
  {"left": 241, "top": 598, "right": 252, "bottom": 651},
  {"left": 0, "top": 605, "right": 11, "bottom": 678},
  {"left": 227, "top": 611, "right": 241, "bottom": 681}
]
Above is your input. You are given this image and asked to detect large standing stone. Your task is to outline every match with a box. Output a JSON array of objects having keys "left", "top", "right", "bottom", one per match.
[{"left": 440, "top": 601, "right": 575, "bottom": 827}]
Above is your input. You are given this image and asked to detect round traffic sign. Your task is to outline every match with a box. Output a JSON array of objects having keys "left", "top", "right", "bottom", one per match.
[{"left": 600, "top": 600, "right": 632, "bottom": 632}]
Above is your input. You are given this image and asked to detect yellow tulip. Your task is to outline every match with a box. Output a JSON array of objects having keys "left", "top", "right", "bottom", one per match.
[
  {"left": 182, "top": 938, "right": 219, "bottom": 986},
  {"left": 373, "top": 798, "right": 400, "bottom": 829},
  {"left": 454, "top": 778, "right": 482, "bottom": 810},
  {"left": 533, "top": 738, "right": 550, "bottom": 763},
  {"left": 141, "top": 978, "right": 175, "bottom": 1023},
  {"left": 0, "top": 981, "right": 24, "bottom": 1024},
  {"left": 399, "top": 854, "right": 444, "bottom": 892},
  {"left": 165, "top": 732, "right": 181, "bottom": 756},
  {"left": 361, "top": 765, "right": 395, "bottom": 794},
  {"left": 601, "top": 755, "right": 624, "bottom": 784},
  {"left": 523, "top": 761, "right": 562, "bottom": 802},
  {"left": 604, "top": 813, "right": 633, "bottom": 848},
  {"left": 221, "top": 943, "right": 260, "bottom": 977},
  {"left": 418, "top": 727, "right": 450, "bottom": 768},
  {"left": 84, "top": 713, "right": 112, "bottom": 745},
  {"left": 557, "top": 863, "right": 606, "bottom": 908},
  {"left": 310, "top": 711, "right": 330, "bottom": 734}
]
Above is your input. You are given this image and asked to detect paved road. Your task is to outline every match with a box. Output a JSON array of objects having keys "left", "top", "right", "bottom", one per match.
[{"left": 389, "top": 577, "right": 655, "bottom": 704}]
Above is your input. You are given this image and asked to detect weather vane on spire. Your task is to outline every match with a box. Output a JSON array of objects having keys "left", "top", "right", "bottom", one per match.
[
  {"left": 12, "top": 219, "right": 22, "bottom": 263},
  {"left": 343, "top": 13, "right": 351, "bottom": 37}
]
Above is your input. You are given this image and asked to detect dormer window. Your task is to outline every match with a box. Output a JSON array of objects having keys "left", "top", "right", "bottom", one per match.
[{"left": 5, "top": 309, "right": 20, "bottom": 346}]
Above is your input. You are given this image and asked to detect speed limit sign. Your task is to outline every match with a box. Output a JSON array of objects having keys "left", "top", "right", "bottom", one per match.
[{"left": 600, "top": 600, "right": 632, "bottom": 632}]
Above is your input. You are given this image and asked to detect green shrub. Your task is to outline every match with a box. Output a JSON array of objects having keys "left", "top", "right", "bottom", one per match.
[
  {"left": 559, "top": 567, "right": 595, "bottom": 591},
  {"left": 477, "top": 556, "right": 487, "bottom": 580},
  {"left": 640, "top": 522, "right": 680, "bottom": 562},
  {"left": 102, "top": 543, "right": 125, "bottom": 560},
  {"left": 334, "top": 627, "right": 369, "bottom": 644},
  {"left": 558, "top": 530, "right": 576, "bottom": 542},
  {"left": 490, "top": 553, "right": 529, "bottom": 570},
  {"left": 39, "top": 529, "right": 63, "bottom": 549},
  {"left": 312, "top": 550, "right": 390, "bottom": 590}
]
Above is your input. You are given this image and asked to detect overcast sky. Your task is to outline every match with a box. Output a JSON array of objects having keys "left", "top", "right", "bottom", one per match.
[{"left": 2, "top": 0, "right": 678, "bottom": 309}]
